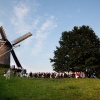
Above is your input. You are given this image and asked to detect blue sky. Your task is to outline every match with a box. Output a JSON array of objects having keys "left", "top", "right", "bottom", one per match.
[{"left": 0, "top": 0, "right": 100, "bottom": 72}]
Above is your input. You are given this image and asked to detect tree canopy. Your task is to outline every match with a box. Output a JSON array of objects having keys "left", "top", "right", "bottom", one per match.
[{"left": 50, "top": 25, "right": 100, "bottom": 75}]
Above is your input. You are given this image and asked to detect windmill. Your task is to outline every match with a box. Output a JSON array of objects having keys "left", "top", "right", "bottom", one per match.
[{"left": 0, "top": 26, "right": 32, "bottom": 68}]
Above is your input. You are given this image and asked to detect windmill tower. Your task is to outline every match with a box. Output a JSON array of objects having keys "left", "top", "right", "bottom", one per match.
[{"left": 0, "top": 26, "right": 32, "bottom": 68}]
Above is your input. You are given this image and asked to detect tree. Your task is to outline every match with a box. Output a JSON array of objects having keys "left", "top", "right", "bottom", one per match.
[{"left": 50, "top": 25, "right": 100, "bottom": 75}]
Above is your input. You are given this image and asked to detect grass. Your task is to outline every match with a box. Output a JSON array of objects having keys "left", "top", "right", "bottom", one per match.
[{"left": 0, "top": 70, "right": 100, "bottom": 100}]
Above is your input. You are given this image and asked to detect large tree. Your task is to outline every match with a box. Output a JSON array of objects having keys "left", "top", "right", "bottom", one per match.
[{"left": 50, "top": 25, "right": 100, "bottom": 75}]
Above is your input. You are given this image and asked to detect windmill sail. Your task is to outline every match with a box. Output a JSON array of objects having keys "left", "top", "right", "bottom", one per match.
[
  {"left": 0, "top": 26, "right": 7, "bottom": 40},
  {"left": 11, "top": 49, "right": 22, "bottom": 68},
  {"left": 12, "top": 32, "right": 32, "bottom": 46}
]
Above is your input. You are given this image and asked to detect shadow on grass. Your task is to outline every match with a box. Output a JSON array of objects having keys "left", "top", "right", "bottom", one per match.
[{"left": 0, "top": 96, "right": 18, "bottom": 100}]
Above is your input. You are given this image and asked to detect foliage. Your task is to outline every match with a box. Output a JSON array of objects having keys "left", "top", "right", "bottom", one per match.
[
  {"left": 50, "top": 25, "right": 100, "bottom": 74},
  {"left": 0, "top": 75, "right": 100, "bottom": 100}
]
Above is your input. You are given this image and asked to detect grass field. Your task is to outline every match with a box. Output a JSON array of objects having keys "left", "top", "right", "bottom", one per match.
[{"left": 0, "top": 70, "right": 100, "bottom": 100}]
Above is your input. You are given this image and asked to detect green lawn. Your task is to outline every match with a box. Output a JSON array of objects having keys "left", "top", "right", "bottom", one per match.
[{"left": 0, "top": 72, "right": 100, "bottom": 100}]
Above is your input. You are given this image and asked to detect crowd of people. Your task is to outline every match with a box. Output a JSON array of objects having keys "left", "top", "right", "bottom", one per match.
[
  {"left": 27, "top": 71, "right": 86, "bottom": 78},
  {"left": 4, "top": 67, "right": 96, "bottom": 80}
]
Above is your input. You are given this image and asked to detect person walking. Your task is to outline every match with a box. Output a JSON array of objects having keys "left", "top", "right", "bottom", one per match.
[{"left": 6, "top": 69, "right": 11, "bottom": 80}]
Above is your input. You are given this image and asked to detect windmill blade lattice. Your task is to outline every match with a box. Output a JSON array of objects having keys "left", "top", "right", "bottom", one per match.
[{"left": 12, "top": 32, "right": 32, "bottom": 46}]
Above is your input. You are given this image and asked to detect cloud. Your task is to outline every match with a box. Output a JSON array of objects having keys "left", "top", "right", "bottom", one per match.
[
  {"left": 38, "top": 16, "right": 57, "bottom": 33},
  {"left": 11, "top": 1, "right": 40, "bottom": 48},
  {"left": 11, "top": 1, "right": 39, "bottom": 35},
  {"left": 32, "top": 16, "right": 57, "bottom": 55},
  {"left": 11, "top": 1, "right": 57, "bottom": 56},
  {"left": 11, "top": 3, "right": 31, "bottom": 34},
  {"left": 14, "top": 3, "right": 29, "bottom": 20},
  {"left": 34, "top": 16, "right": 57, "bottom": 40}
]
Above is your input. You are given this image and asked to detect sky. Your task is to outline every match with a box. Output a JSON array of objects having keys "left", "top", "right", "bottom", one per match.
[{"left": 0, "top": 0, "right": 100, "bottom": 72}]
